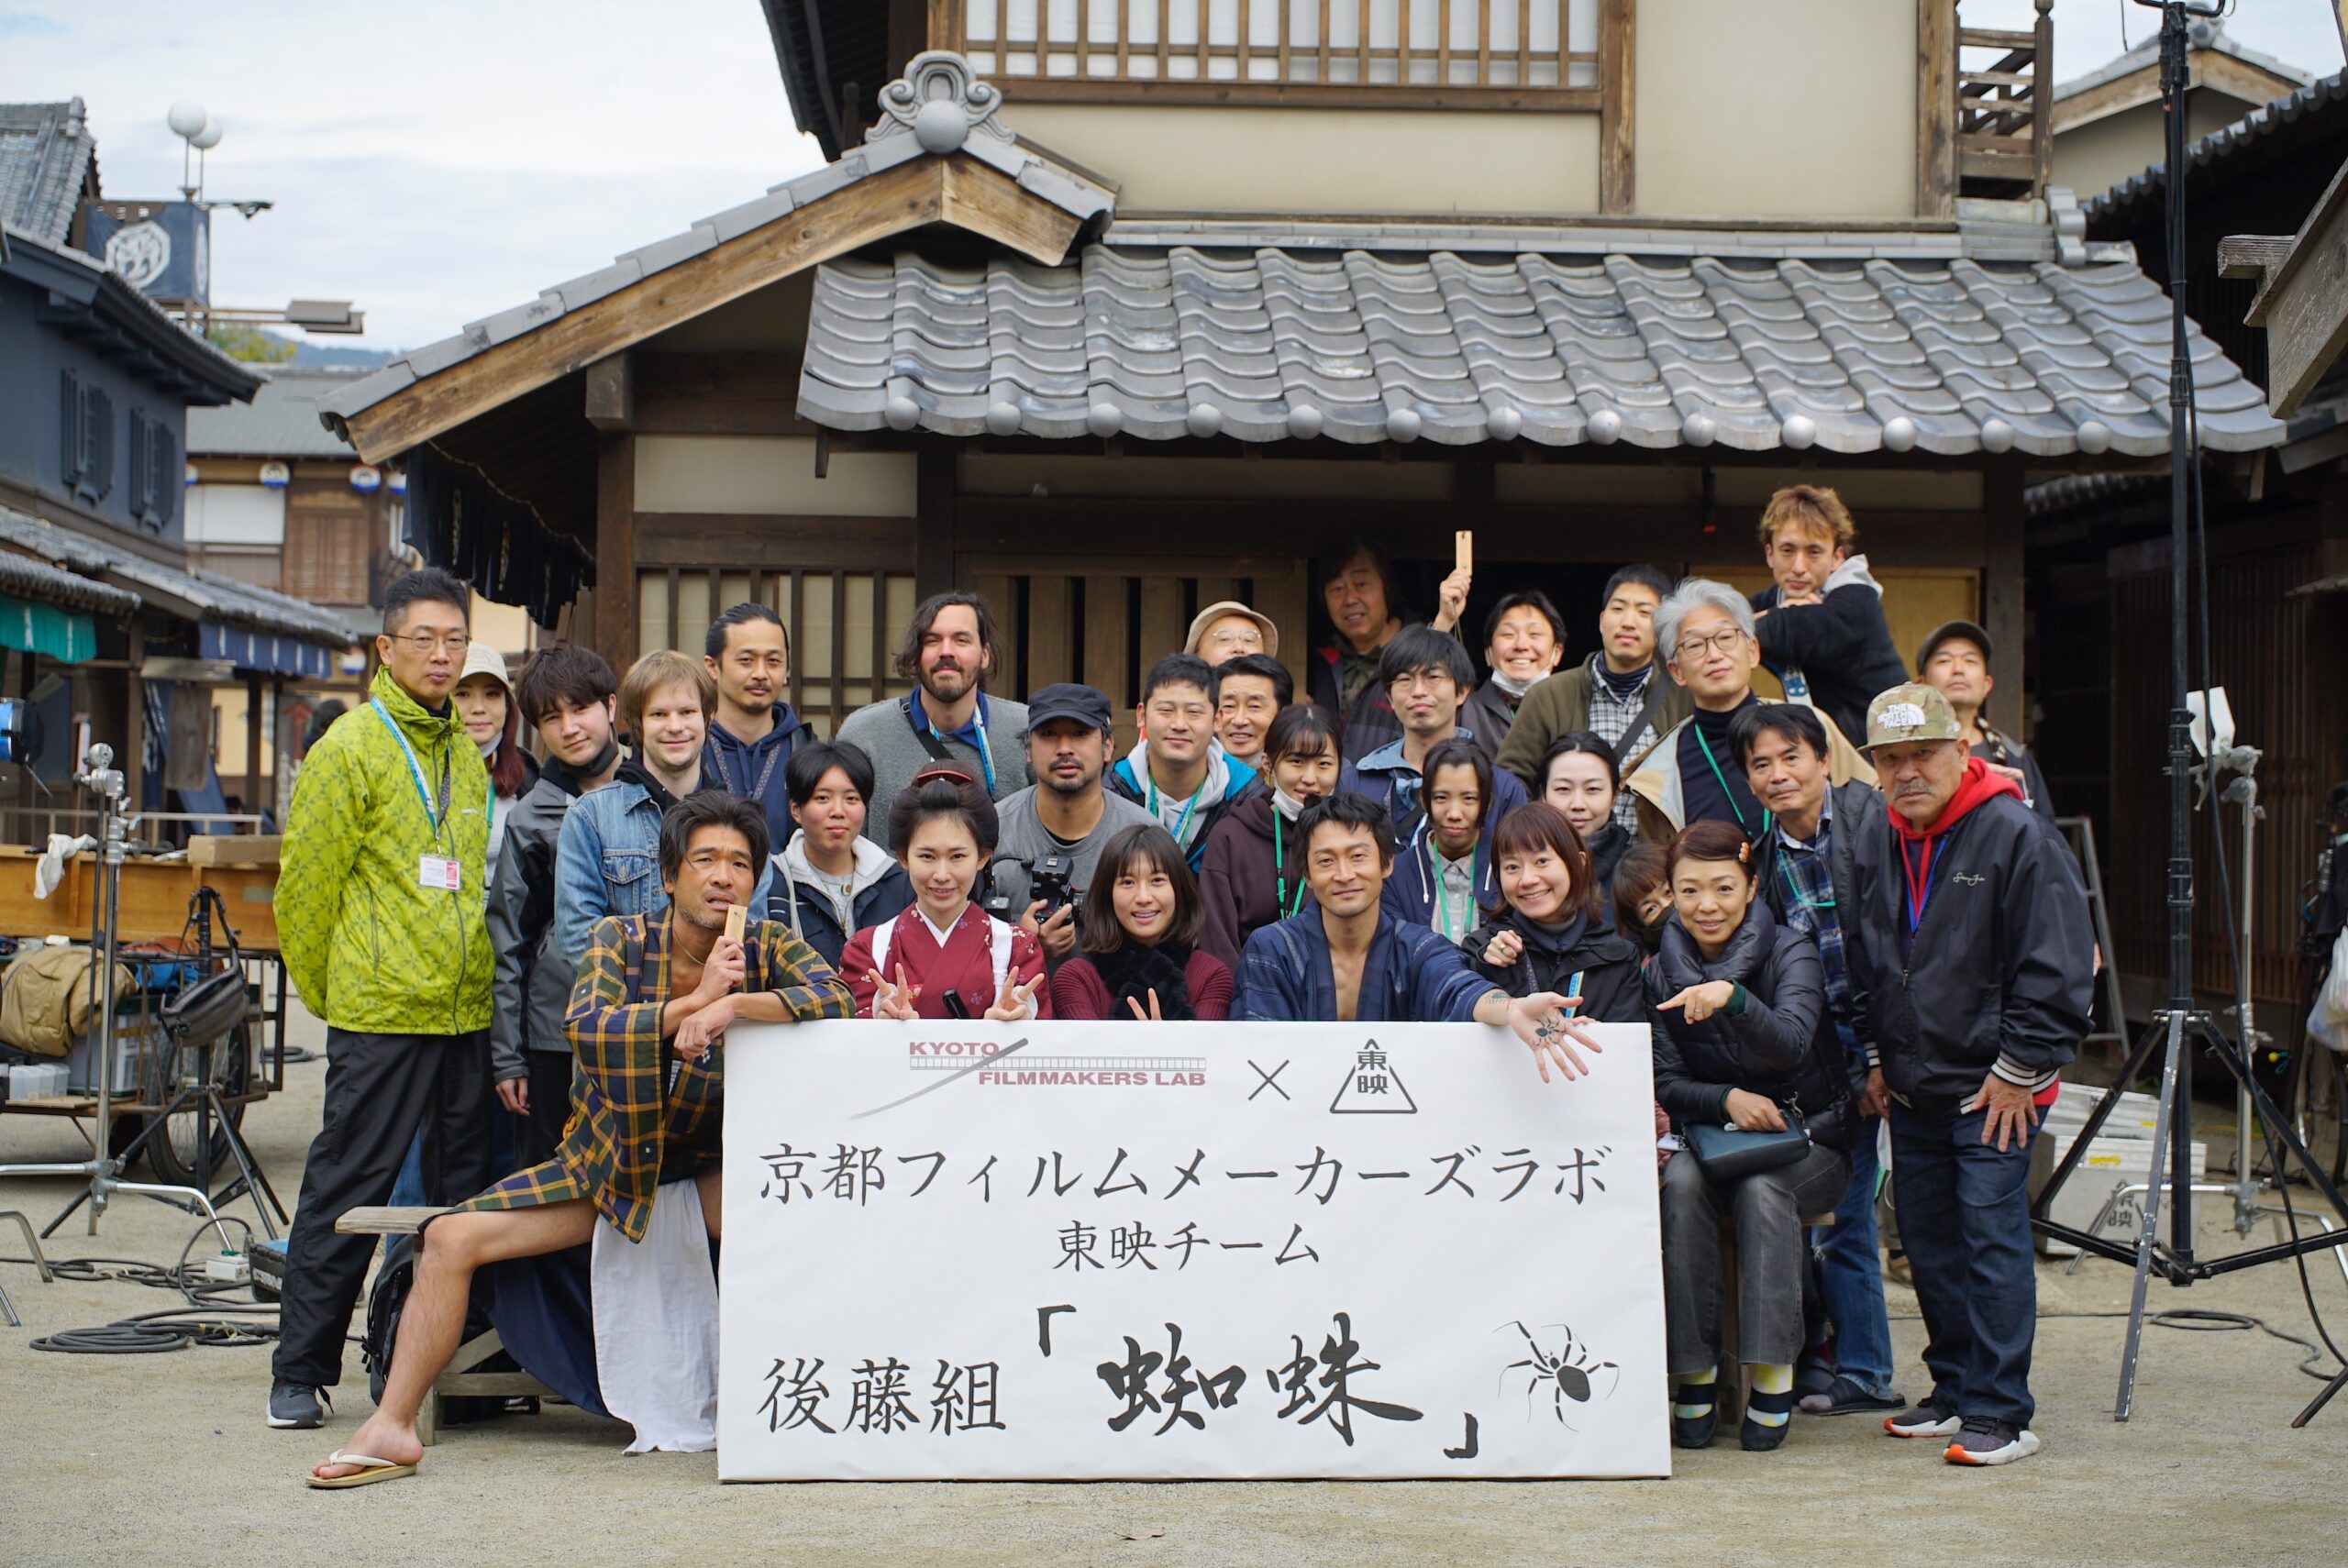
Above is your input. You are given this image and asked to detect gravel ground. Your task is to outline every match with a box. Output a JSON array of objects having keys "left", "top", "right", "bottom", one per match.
[{"left": 3, "top": 1001, "right": 2344, "bottom": 1568}]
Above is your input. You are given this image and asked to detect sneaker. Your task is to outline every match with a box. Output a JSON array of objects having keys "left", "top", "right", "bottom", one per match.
[
  {"left": 1802, "top": 1375, "right": 1907, "bottom": 1416},
  {"left": 1944, "top": 1419, "right": 2041, "bottom": 1466},
  {"left": 1883, "top": 1397, "right": 1961, "bottom": 1439},
  {"left": 267, "top": 1381, "right": 331, "bottom": 1430}
]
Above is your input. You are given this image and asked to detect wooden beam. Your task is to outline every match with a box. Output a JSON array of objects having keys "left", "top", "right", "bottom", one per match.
[
  {"left": 2230, "top": 157, "right": 2348, "bottom": 417},
  {"left": 1599, "top": 0, "right": 1634, "bottom": 215},
  {"left": 340, "top": 156, "right": 1080, "bottom": 465},
  {"left": 1981, "top": 459, "right": 2026, "bottom": 731},
  {"left": 582, "top": 351, "right": 634, "bottom": 432},
  {"left": 938, "top": 159, "right": 1082, "bottom": 269},
  {"left": 1916, "top": 0, "right": 1956, "bottom": 220},
  {"left": 595, "top": 434, "right": 636, "bottom": 669},
  {"left": 2031, "top": 0, "right": 2052, "bottom": 199},
  {"left": 915, "top": 443, "right": 957, "bottom": 602},
  {"left": 634, "top": 513, "right": 914, "bottom": 570},
  {"left": 990, "top": 77, "right": 1600, "bottom": 112},
  {"left": 632, "top": 351, "right": 816, "bottom": 436}
]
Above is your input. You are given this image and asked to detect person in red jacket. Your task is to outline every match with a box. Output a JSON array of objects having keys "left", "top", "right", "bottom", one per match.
[
  {"left": 1051, "top": 824, "right": 1234, "bottom": 1021},
  {"left": 843, "top": 769, "right": 1047, "bottom": 1021}
]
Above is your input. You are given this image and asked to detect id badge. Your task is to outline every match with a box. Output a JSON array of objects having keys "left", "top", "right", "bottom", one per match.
[{"left": 418, "top": 855, "right": 462, "bottom": 891}]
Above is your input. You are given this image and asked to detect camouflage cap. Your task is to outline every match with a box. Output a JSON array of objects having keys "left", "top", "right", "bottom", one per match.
[{"left": 1865, "top": 682, "right": 1962, "bottom": 749}]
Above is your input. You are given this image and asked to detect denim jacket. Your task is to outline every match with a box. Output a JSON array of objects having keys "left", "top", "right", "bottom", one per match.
[{"left": 552, "top": 770, "right": 773, "bottom": 968}]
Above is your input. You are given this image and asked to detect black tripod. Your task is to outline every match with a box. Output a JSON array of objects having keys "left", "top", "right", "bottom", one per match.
[{"left": 2027, "top": 0, "right": 2348, "bottom": 1423}]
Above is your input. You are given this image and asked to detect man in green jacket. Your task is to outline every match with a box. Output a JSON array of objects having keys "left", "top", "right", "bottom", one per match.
[{"left": 268, "top": 567, "right": 496, "bottom": 1430}]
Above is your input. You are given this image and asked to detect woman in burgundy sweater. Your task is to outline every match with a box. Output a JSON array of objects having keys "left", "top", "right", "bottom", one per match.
[{"left": 1049, "top": 823, "right": 1233, "bottom": 1021}]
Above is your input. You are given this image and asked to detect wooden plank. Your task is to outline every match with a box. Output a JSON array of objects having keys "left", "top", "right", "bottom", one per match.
[
  {"left": 992, "top": 75, "right": 1600, "bottom": 109},
  {"left": 1251, "top": 558, "right": 1309, "bottom": 673},
  {"left": 1137, "top": 576, "right": 1188, "bottom": 672},
  {"left": 1516, "top": 0, "right": 1529, "bottom": 85},
  {"left": 1981, "top": 460, "right": 2025, "bottom": 730},
  {"left": 1600, "top": 0, "right": 1634, "bottom": 215},
  {"left": 1957, "top": 26, "right": 2033, "bottom": 49},
  {"left": 1159, "top": 0, "right": 1171, "bottom": 79},
  {"left": 1916, "top": 0, "right": 1955, "bottom": 219},
  {"left": 582, "top": 349, "right": 634, "bottom": 432},
  {"left": 2250, "top": 157, "right": 2348, "bottom": 416},
  {"left": 974, "top": 572, "right": 1022, "bottom": 693},
  {"left": 939, "top": 159, "right": 1083, "bottom": 273},
  {"left": 339, "top": 157, "right": 1068, "bottom": 463},
  {"left": 1027, "top": 574, "right": 1074, "bottom": 690},
  {"left": 2032, "top": 2, "right": 2053, "bottom": 197},
  {"left": 595, "top": 433, "right": 636, "bottom": 669},
  {"left": 334, "top": 1206, "right": 448, "bottom": 1235},
  {"left": 632, "top": 351, "right": 816, "bottom": 436},
  {"left": 1083, "top": 574, "right": 1132, "bottom": 708},
  {"left": 187, "top": 834, "right": 280, "bottom": 866},
  {"left": 634, "top": 513, "right": 915, "bottom": 570},
  {"left": 1437, "top": 0, "right": 1450, "bottom": 83}
]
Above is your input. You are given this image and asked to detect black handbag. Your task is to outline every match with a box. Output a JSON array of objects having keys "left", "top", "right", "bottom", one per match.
[
  {"left": 161, "top": 888, "right": 252, "bottom": 1050},
  {"left": 1684, "top": 1106, "right": 1812, "bottom": 1181}
]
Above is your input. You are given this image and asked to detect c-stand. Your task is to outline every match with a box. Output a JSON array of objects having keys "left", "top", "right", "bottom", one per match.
[
  {"left": 0, "top": 745, "right": 237, "bottom": 1246},
  {"left": 2026, "top": 0, "right": 2348, "bottom": 1423}
]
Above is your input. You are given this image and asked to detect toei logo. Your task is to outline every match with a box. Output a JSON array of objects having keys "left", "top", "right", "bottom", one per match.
[{"left": 907, "top": 1040, "right": 1001, "bottom": 1056}]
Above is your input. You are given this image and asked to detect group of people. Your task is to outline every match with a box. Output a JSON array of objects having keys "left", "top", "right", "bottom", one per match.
[{"left": 277, "top": 478, "right": 2091, "bottom": 1487}]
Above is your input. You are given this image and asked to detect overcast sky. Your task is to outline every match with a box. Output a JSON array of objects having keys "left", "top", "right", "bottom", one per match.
[{"left": 1, "top": 1, "right": 2341, "bottom": 353}]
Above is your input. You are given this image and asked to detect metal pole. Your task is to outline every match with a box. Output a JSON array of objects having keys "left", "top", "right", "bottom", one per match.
[
  {"left": 2156, "top": 0, "right": 2199, "bottom": 1275},
  {"left": 86, "top": 759, "right": 121, "bottom": 1231},
  {"left": 2119, "top": 1009, "right": 2188, "bottom": 1421},
  {"left": 2232, "top": 773, "right": 2262, "bottom": 1232}
]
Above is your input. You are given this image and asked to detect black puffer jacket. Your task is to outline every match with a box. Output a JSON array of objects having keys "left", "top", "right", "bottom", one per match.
[
  {"left": 1464, "top": 911, "right": 1646, "bottom": 1023},
  {"left": 486, "top": 754, "right": 593, "bottom": 1084},
  {"left": 1645, "top": 900, "right": 1854, "bottom": 1148}
]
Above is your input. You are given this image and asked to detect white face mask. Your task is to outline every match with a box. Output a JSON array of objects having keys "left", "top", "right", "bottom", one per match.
[
  {"left": 1272, "top": 788, "right": 1308, "bottom": 822},
  {"left": 1489, "top": 669, "right": 1535, "bottom": 700}
]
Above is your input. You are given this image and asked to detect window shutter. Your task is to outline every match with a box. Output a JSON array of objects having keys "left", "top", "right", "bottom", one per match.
[
  {"left": 60, "top": 370, "right": 83, "bottom": 488},
  {"left": 147, "top": 423, "right": 177, "bottom": 530},
  {"left": 86, "top": 386, "right": 114, "bottom": 500}
]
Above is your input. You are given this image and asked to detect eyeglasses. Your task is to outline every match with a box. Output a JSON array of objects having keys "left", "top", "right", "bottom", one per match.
[
  {"left": 387, "top": 632, "right": 470, "bottom": 656},
  {"left": 1674, "top": 628, "right": 1746, "bottom": 659},
  {"left": 1204, "top": 627, "right": 1261, "bottom": 647}
]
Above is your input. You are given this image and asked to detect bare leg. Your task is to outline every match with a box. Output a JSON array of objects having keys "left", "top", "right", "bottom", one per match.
[
  {"left": 312, "top": 1200, "right": 596, "bottom": 1480},
  {"left": 697, "top": 1166, "right": 723, "bottom": 1239}
]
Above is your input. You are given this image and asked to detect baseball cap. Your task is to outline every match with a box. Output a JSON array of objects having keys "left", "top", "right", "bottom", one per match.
[
  {"left": 1915, "top": 619, "right": 1992, "bottom": 673},
  {"left": 1865, "top": 683, "right": 1962, "bottom": 750},
  {"left": 1184, "top": 601, "right": 1279, "bottom": 658},
  {"left": 459, "top": 640, "right": 511, "bottom": 691},
  {"left": 1024, "top": 683, "right": 1113, "bottom": 734}
]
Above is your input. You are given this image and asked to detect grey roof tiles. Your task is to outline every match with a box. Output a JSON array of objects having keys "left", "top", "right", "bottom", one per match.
[
  {"left": 0, "top": 503, "right": 353, "bottom": 646},
  {"left": 187, "top": 366, "right": 368, "bottom": 458},
  {"left": 797, "top": 245, "right": 2283, "bottom": 457},
  {"left": 0, "top": 98, "right": 96, "bottom": 247}
]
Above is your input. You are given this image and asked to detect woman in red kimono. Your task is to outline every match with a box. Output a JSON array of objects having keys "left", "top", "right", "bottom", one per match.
[{"left": 841, "top": 769, "right": 1047, "bottom": 1021}]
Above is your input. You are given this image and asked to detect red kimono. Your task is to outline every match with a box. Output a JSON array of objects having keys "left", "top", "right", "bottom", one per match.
[{"left": 841, "top": 902, "right": 1050, "bottom": 1021}]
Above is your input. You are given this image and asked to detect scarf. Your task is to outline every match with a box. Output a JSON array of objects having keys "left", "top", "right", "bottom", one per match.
[
  {"left": 1517, "top": 911, "right": 1588, "bottom": 956},
  {"left": 1089, "top": 940, "right": 1194, "bottom": 1021}
]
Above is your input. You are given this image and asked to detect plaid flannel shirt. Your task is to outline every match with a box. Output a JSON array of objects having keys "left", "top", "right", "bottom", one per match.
[
  {"left": 1585, "top": 668, "right": 1661, "bottom": 834},
  {"left": 460, "top": 911, "right": 852, "bottom": 1242},
  {"left": 1773, "top": 805, "right": 1852, "bottom": 1024}
]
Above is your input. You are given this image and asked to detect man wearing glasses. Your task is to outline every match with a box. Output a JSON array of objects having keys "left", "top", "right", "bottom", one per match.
[
  {"left": 1622, "top": 579, "right": 1874, "bottom": 843},
  {"left": 269, "top": 568, "right": 497, "bottom": 1432}
]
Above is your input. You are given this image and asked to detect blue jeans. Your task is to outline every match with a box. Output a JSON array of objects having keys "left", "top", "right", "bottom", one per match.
[
  {"left": 1811, "top": 1118, "right": 1896, "bottom": 1397},
  {"left": 1888, "top": 1100, "right": 2040, "bottom": 1428}
]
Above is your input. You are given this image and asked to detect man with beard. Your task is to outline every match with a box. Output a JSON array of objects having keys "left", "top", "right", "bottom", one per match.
[
  {"left": 836, "top": 591, "right": 1030, "bottom": 815},
  {"left": 988, "top": 684, "right": 1157, "bottom": 965},
  {"left": 305, "top": 793, "right": 853, "bottom": 1486},
  {"left": 700, "top": 602, "right": 805, "bottom": 858}
]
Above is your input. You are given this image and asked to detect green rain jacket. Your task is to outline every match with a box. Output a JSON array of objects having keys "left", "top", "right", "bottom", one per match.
[{"left": 274, "top": 667, "right": 493, "bottom": 1034}]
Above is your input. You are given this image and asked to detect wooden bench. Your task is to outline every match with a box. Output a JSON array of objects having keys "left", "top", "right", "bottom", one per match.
[
  {"left": 1714, "top": 1210, "right": 1837, "bottom": 1425},
  {"left": 336, "top": 1206, "right": 557, "bottom": 1446}
]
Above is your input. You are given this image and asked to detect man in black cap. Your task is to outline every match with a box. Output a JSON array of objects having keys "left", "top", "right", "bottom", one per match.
[
  {"left": 987, "top": 683, "right": 1158, "bottom": 963},
  {"left": 1915, "top": 621, "right": 2054, "bottom": 822}
]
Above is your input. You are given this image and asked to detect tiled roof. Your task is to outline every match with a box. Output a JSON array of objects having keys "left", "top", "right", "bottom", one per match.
[
  {"left": 318, "top": 52, "right": 1113, "bottom": 433},
  {"left": 0, "top": 504, "right": 354, "bottom": 647},
  {"left": 188, "top": 366, "right": 368, "bottom": 458},
  {"left": 2054, "top": 20, "right": 2311, "bottom": 103},
  {"left": 797, "top": 246, "right": 2284, "bottom": 457},
  {"left": 2087, "top": 68, "right": 2348, "bottom": 227},
  {"left": 0, "top": 547, "right": 142, "bottom": 616},
  {"left": 0, "top": 97, "right": 96, "bottom": 248}
]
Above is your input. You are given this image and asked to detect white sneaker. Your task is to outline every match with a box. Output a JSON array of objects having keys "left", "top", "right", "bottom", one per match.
[{"left": 1944, "top": 1419, "right": 2041, "bottom": 1465}]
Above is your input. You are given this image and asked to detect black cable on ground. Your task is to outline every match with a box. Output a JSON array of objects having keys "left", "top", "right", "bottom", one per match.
[{"left": 4, "top": 1216, "right": 287, "bottom": 1353}]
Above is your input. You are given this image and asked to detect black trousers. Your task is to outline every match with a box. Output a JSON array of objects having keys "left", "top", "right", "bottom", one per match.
[
  {"left": 272, "top": 1028, "right": 494, "bottom": 1388},
  {"left": 516, "top": 1051, "right": 577, "bottom": 1169}
]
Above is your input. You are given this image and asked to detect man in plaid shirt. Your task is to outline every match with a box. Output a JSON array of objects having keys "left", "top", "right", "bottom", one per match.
[
  {"left": 308, "top": 791, "right": 851, "bottom": 1487},
  {"left": 1733, "top": 702, "right": 1902, "bottom": 1420}
]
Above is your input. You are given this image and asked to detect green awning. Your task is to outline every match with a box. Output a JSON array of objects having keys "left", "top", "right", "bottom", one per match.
[{"left": 0, "top": 594, "right": 96, "bottom": 663}]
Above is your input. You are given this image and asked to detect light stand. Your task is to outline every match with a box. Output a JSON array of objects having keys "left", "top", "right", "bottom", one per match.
[
  {"left": 2028, "top": 1, "right": 2348, "bottom": 1422},
  {"left": 0, "top": 745, "right": 235, "bottom": 1246}
]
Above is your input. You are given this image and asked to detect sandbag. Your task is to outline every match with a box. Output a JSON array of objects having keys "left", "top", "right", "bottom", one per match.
[{"left": 0, "top": 944, "right": 135, "bottom": 1057}]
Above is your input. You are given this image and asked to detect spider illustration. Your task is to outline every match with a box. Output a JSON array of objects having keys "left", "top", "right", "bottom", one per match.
[{"left": 1495, "top": 1320, "right": 1620, "bottom": 1425}]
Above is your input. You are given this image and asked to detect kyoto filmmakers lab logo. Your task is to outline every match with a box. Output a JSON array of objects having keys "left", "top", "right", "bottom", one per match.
[{"left": 905, "top": 1038, "right": 1205, "bottom": 1088}]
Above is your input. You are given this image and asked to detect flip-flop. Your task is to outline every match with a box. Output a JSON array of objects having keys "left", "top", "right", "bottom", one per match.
[{"left": 305, "top": 1451, "right": 417, "bottom": 1489}]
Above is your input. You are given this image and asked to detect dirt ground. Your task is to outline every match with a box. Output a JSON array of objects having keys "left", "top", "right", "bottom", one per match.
[{"left": 3, "top": 1000, "right": 2344, "bottom": 1568}]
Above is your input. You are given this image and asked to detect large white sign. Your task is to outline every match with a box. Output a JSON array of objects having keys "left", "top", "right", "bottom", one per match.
[{"left": 718, "top": 1020, "right": 1667, "bottom": 1480}]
